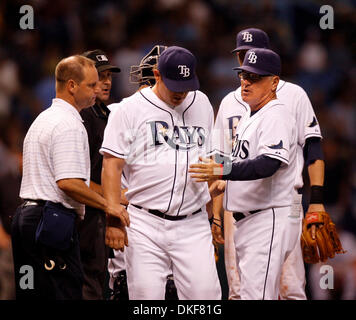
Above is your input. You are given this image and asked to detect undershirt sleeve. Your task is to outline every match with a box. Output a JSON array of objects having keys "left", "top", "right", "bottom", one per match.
[
  {"left": 303, "top": 137, "right": 324, "bottom": 166},
  {"left": 222, "top": 155, "right": 281, "bottom": 181}
]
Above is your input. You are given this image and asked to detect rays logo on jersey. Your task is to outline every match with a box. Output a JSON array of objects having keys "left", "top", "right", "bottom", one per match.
[
  {"left": 231, "top": 134, "right": 249, "bottom": 159},
  {"left": 147, "top": 121, "right": 206, "bottom": 151},
  {"left": 308, "top": 116, "right": 318, "bottom": 128}
]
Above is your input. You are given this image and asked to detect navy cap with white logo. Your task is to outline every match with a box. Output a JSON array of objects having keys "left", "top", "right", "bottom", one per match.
[
  {"left": 158, "top": 46, "right": 200, "bottom": 92},
  {"left": 231, "top": 28, "right": 270, "bottom": 53},
  {"left": 234, "top": 48, "right": 281, "bottom": 76},
  {"left": 82, "top": 49, "right": 120, "bottom": 73}
]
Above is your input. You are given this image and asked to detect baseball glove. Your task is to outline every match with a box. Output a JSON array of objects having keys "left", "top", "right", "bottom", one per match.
[{"left": 301, "top": 211, "right": 346, "bottom": 264}]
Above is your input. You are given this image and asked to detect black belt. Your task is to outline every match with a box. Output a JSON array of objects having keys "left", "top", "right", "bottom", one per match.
[
  {"left": 233, "top": 209, "right": 262, "bottom": 222},
  {"left": 23, "top": 199, "right": 46, "bottom": 207},
  {"left": 131, "top": 204, "right": 201, "bottom": 221}
]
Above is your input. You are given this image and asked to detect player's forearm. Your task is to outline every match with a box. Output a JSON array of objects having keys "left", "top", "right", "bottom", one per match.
[
  {"left": 308, "top": 159, "right": 325, "bottom": 187},
  {"left": 57, "top": 178, "right": 107, "bottom": 211},
  {"left": 90, "top": 180, "right": 102, "bottom": 195},
  {"left": 102, "top": 156, "right": 124, "bottom": 209},
  {"left": 212, "top": 193, "right": 224, "bottom": 219},
  {"left": 307, "top": 160, "right": 325, "bottom": 212}
]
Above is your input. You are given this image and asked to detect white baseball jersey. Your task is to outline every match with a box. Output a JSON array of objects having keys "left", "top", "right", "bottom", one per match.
[
  {"left": 213, "top": 80, "right": 322, "bottom": 190},
  {"left": 100, "top": 86, "right": 214, "bottom": 216},
  {"left": 223, "top": 99, "right": 297, "bottom": 212}
]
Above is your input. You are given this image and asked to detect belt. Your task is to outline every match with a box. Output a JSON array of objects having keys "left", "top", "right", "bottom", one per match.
[
  {"left": 23, "top": 199, "right": 46, "bottom": 207},
  {"left": 131, "top": 204, "right": 201, "bottom": 221},
  {"left": 233, "top": 209, "right": 262, "bottom": 222}
]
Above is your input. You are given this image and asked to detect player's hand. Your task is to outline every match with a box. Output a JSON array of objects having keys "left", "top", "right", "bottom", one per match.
[
  {"left": 189, "top": 157, "right": 223, "bottom": 182},
  {"left": 306, "top": 203, "right": 326, "bottom": 240},
  {"left": 209, "top": 180, "right": 226, "bottom": 198},
  {"left": 106, "top": 203, "right": 130, "bottom": 227},
  {"left": 105, "top": 226, "right": 128, "bottom": 251}
]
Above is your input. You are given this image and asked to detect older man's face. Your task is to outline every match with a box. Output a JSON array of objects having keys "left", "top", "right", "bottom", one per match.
[{"left": 239, "top": 71, "right": 279, "bottom": 109}]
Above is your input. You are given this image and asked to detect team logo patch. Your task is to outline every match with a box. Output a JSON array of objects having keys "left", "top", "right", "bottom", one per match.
[
  {"left": 247, "top": 51, "right": 257, "bottom": 64},
  {"left": 267, "top": 140, "right": 288, "bottom": 151},
  {"left": 308, "top": 116, "right": 318, "bottom": 128},
  {"left": 242, "top": 31, "right": 253, "bottom": 42},
  {"left": 96, "top": 54, "right": 108, "bottom": 62},
  {"left": 178, "top": 65, "right": 190, "bottom": 78}
]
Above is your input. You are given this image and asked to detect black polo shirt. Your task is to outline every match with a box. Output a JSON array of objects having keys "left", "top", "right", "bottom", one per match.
[{"left": 80, "top": 101, "right": 110, "bottom": 185}]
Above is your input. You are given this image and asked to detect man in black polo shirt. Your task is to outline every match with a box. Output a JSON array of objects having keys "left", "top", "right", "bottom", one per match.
[{"left": 79, "top": 49, "right": 121, "bottom": 300}]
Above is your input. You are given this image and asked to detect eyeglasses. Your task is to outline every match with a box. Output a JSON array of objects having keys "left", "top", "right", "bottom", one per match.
[{"left": 238, "top": 71, "right": 270, "bottom": 82}]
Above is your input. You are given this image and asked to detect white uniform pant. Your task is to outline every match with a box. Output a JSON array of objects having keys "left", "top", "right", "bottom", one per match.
[
  {"left": 125, "top": 204, "right": 221, "bottom": 300},
  {"left": 233, "top": 206, "right": 300, "bottom": 300},
  {"left": 225, "top": 195, "right": 306, "bottom": 300},
  {"left": 107, "top": 249, "right": 126, "bottom": 290}
]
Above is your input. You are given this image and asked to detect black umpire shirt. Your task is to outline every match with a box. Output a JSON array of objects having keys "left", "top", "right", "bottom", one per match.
[
  {"left": 80, "top": 101, "right": 110, "bottom": 186},
  {"left": 79, "top": 101, "right": 110, "bottom": 264}
]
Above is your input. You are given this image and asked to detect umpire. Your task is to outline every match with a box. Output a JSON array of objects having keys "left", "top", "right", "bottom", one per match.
[{"left": 79, "top": 49, "right": 121, "bottom": 300}]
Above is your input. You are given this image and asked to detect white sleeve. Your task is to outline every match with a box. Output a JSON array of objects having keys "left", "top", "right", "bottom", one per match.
[
  {"left": 257, "top": 114, "right": 293, "bottom": 165},
  {"left": 100, "top": 104, "right": 134, "bottom": 159},
  {"left": 52, "top": 127, "right": 89, "bottom": 182},
  {"left": 295, "top": 88, "right": 322, "bottom": 147}
]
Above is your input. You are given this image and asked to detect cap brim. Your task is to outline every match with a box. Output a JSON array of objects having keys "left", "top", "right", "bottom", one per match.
[
  {"left": 97, "top": 65, "right": 121, "bottom": 73},
  {"left": 161, "top": 76, "right": 200, "bottom": 92},
  {"left": 231, "top": 45, "right": 256, "bottom": 53},
  {"left": 233, "top": 65, "right": 273, "bottom": 76}
]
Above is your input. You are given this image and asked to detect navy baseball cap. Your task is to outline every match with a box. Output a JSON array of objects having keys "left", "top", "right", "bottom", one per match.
[
  {"left": 231, "top": 28, "right": 270, "bottom": 53},
  {"left": 82, "top": 49, "right": 121, "bottom": 73},
  {"left": 234, "top": 48, "right": 281, "bottom": 76},
  {"left": 158, "top": 46, "right": 200, "bottom": 92}
]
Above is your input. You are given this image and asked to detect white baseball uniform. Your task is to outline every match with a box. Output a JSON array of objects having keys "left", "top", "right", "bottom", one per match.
[
  {"left": 213, "top": 96, "right": 300, "bottom": 299},
  {"left": 100, "top": 86, "right": 221, "bottom": 300},
  {"left": 215, "top": 80, "right": 322, "bottom": 299}
]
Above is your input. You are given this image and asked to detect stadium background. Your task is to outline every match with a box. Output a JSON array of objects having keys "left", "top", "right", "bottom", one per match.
[{"left": 0, "top": 0, "right": 354, "bottom": 300}]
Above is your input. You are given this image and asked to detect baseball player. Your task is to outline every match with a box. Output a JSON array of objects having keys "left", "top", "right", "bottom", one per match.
[
  {"left": 190, "top": 48, "right": 300, "bottom": 300},
  {"left": 107, "top": 45, "right": 177, "bottom": 300},
  {"left": 212, "top": 28, "right": 325, "bottom": 300},
  {"left": 100, "top": 46, "right": 221, "bottom": 300}
]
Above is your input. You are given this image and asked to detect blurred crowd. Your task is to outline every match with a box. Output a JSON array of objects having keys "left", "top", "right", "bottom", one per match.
[{"left": 0, "top": 0, "right": 355, "bottom": 300}]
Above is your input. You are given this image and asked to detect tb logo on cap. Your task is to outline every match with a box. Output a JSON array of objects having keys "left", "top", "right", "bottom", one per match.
[
  {"left": 247, "top": 52, "right": 257, "bottom": 64},
  {"left": 242, "top": 31, "right": 253, "bottom": 43},
  {"left": 178, "top": 65, "right": 190, "bottom": 77},
  {"left": 96, "top": 55, "right": 108, "bottom": 62}
]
